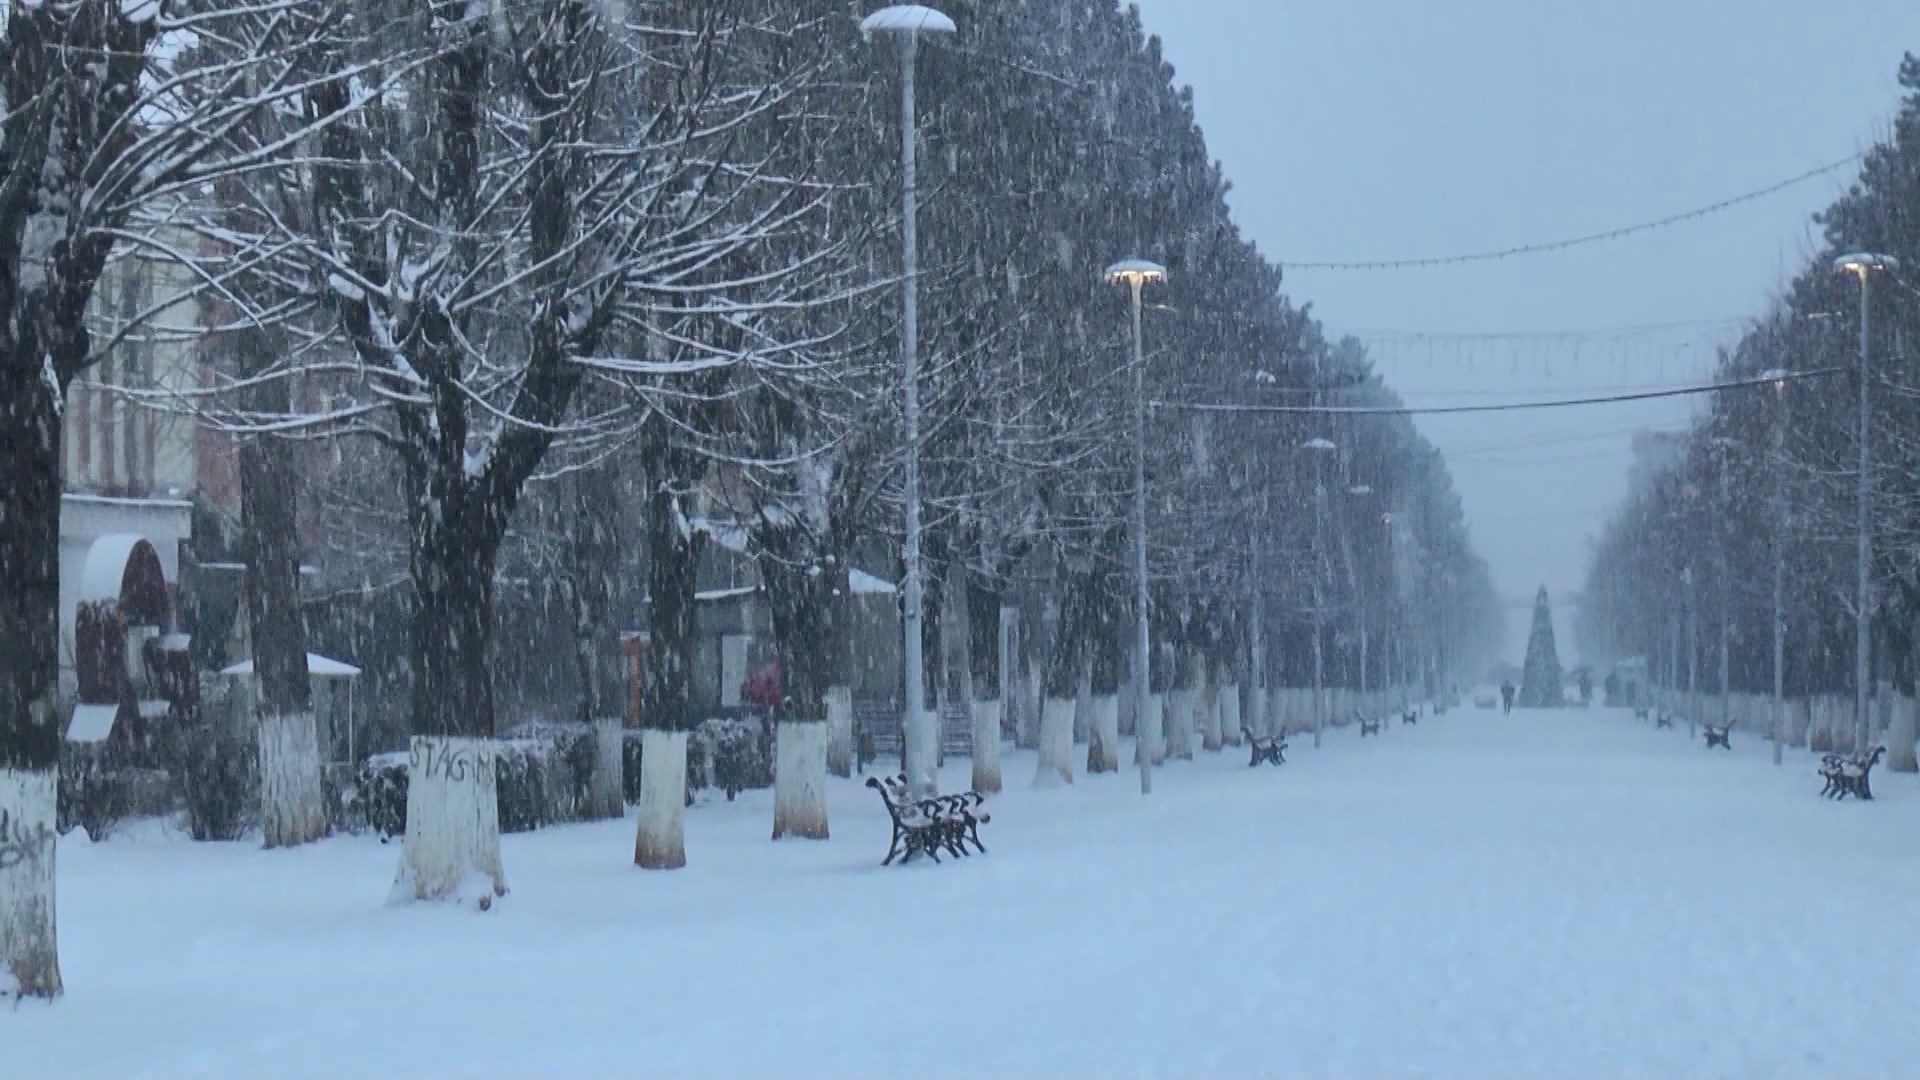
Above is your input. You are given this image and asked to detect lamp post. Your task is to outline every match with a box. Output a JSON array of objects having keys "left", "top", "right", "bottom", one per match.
[
  {"left": 863, "top": 5, "right": 954, "bottom": 796},
  {"left": 1303, "top": 436, "right": 1337, "bottom": 747},
  {"left": 1834, "top": 251, "right": 1898, "bottom": 754},
  {"left": 1106, "top": 257, "right": 1167, "bottom": 795},
  {"left": 1707, "top": 435, "right": 1737, "bottom": 732},
  {"left": 1759, "top": 368, "right": 1789, "bottom": 766},
  {"left": 1349, "top": 484, "right": 1373, "bottom": 709}
]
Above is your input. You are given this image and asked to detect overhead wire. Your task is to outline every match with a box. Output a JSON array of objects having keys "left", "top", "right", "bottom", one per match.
[
  {"left": 1277, "top": 154, "right": 1863, "bottom": 272},
  {"left": 1152, "top": 368, "right": 1840, "bottom": 417}
]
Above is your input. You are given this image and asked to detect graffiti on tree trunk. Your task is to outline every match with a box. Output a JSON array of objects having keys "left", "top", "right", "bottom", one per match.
[{"left": 0, "top": 807, "right": 54, "bottom": 872}]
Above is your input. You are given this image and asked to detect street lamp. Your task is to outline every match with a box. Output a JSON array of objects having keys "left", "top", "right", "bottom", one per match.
[
  {"left": 1303, "top": 436, "right": 1337, "bottom": 747},
  {"left": 1106, "top": 256, "right": 1167, "bottom": 796},
  {"left": 1347, "top": 484, "right": 1374, "bottom": 712},
  {"left": 1758, "top": 367, "right": 1789, "bottom": 766},
  {"left": 863, "top": 4, "right": 955, "bottom": 796},
  {"left": 1707, "top": 434, "right": 1737, "bottom": 733},
  {"left": 1833, "top": 251, "right": 1899, "bottom": 754}
]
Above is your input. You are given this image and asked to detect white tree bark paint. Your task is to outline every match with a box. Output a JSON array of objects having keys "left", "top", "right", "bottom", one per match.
[
  {"left": 971, "top": 698, "right": 1003, "bottom": 793},
  {"left": 634, "top": 729, "right": 689, "bottom": 869},
  {"left": 257, "top": 711, "right": 328, "bottom": 849},
  {"left": 772, "top": 721, "right": 830, "bottom": 840},
  {"left": 1086, "top": 693, "right": 1120, "bottom": 773},
  {"left": 1166, "top": 688, "right": 1195, "bottom": 760},
  {"left": 1035, "top": 697, "right": 1075, "bottom": 787},
  {"left": 1889, "top": 695, "right": 1917, "bottom": 773},
  {"left": 1201, "top": 676, "right": 1223, "bottom": 752},
  {"left": 1072, "top": 666, "right": 1093, "bottom": 745},
  {"left": 0, "top": 768, "right": 59, "bottom": 998},
  {"left": 1133, "top": 693, "right": 1165, "bottom": 766},
  {"left": 586, "top": 716, "right": 625, "bottom": 820},
  {"left": 1219, "top": 684, "right": 1242, "bottom": 746},
  {"left": 391, "top": 736, "right": 507, "bottom": 909},
  {"left": 825, "top": 685, "right": 855, "bottom": 778}
]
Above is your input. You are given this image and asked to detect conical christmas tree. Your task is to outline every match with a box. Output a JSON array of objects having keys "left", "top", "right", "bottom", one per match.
[{"left": 1517, "top": 585, "right": 1564, "bottom": 708}]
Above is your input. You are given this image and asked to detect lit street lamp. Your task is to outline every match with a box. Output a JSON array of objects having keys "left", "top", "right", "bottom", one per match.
[
  {"left": 1106, "top": 256, "right": 1167, "bottom": 795},
  {"left": 863, "top": 4, "right": 955, "bottom": 796},
  {"left": 1833, "top": 251, "right": 1899, "bottom": 754}
]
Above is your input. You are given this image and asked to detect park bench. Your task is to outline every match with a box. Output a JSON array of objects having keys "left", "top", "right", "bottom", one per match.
[
  {"left": 1819, "top": 746, "right": 1886, "bottom": 801},
  {"left": 865, "top": 774, "right": 991, "bottom": 865},
  {"left": 1358, "top": 715, "right": 1381, "bottom": 737},
  {"left": 1654, "top": 712, "right": 1674, "bottom": 729},
  {"left": 1241, "top": 727, "right": 1287, "bottom": 766},
  {"left": 1401, "top": 707, "right": 1418, "bottom": 726},
  {"left": 1702, "top": 724, "right": 1732, "bottom": 750}
]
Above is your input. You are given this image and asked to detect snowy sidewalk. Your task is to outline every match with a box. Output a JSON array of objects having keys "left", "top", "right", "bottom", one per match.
[{"left": 11, "top": 707, "right": 1920, "bottom": 1079}]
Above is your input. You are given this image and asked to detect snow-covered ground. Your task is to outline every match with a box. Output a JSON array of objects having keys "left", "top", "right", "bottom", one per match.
[{"left": 12, "top": 705, "right": 1920, "bottom": 1079}]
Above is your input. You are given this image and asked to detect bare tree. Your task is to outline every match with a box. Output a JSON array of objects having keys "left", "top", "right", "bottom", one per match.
[{"left": 0, "top": 0, "right": 347, "bottom": 998}]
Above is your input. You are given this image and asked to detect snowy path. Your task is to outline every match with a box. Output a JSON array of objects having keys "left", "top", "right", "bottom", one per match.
[{"left": 12, "top": 706, "right": 1920, "bottom": 1079}]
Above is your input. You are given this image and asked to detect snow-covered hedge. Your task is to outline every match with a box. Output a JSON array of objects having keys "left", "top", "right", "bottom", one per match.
[
  {"left": 57, "top": 742, "right": 172, "bottom": 840},
  {"left": 350, "top": 717, "right": 773, "bottom": 838}
]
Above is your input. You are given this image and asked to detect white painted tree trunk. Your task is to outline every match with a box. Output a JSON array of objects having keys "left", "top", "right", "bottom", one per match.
[
  {"left": 391, "top": 736, "right": 506, "bottom": 909},
  {"left": 0, "top": 768, "right": 60, "bottom": 999},
  {"left": 1035, "top": 697, "right": 1075, "bottom": 787},
  {"left": 1134, "top": 693, "right": 1165, "bottom": 766},
  {"left": 586, "top": 716, "right": 625, "bottom": 820},
  {"left": 1248, "top": 686, "right": 1267, "bottom": 738},
  {"left": 634, "top": 729, "right": 688, "bottom": 868},
  {"left": 825, "top": 685, "right": 855, "bottom": 778},
  {"left": 1201, "top": 677, "right": 1223, "bottom": 752},
  {"left": 971, "top": 698, "right": 1003, "bottom": 793},
  {"left": 1166, "top": 688, "right": 1194, "bottom": 760},
  {"left": 772, "top": 721, "right": 830, "bottom": 840},
  {"left": 1087, "top": 693, "right": 1120, "bottom": 773},
  {"left": 1219, "top": 684, "right": 1242, "bottom": 746},
  {"left": 1887, "top": 695, "right": 1917, "bottom": 772},
  {"left": 257, "top": 711, "right": 328, "bottom": 848},
  {"left": 1072, "top": 666, "right": 1093, "bottom": 745}
]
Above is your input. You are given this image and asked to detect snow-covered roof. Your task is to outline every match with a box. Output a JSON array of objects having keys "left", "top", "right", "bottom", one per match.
[
  {"left": 221, "top": 653, "right": 362, "bottom": 678},
  {"left": 851, "top": 569, "right": 896, "bottom": 595},
  {"left": 860, "top": 5, "right": 956, "bottom": 35},
  {"left": 696, "top": 586, "right": 757, "bottom": 603},
  {"left": 67, "top": 704, "right": 120, "bottom": 743},
  {"left": 63, "top": 493, "right": 194, "bottom": 510}
]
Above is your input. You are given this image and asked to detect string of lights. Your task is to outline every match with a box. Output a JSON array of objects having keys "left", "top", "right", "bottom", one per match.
[
  {"left": 1152, "top": 368, "right": 1841, "bottom": 417},
  {"left": 1276, "top": 154, "right": 1862, "bottom": 272}
]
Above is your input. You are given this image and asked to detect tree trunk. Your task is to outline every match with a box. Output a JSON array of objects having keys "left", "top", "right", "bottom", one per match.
[
  {"left": 392, "top": 497, "right": 510, "bottom": 905},
  {"left": 1087, "top": 692, "right": 1120, "bottom": 774},
  {"left": 826, "top": 685, "right": 854, "bottom": 780},
  {"left": 568, "top": 468, "right": 624, "bottom": 821},
  {"left": 1035, "top": 695, "right": 1075, "bottom": 787},
  {"left": 237, "top": 346, "right": 325, "bottom": 849},
  {"left": 635, "top": 469, "right": 700, "bottom": 868},
  {"left": 634, "top": 729, "right": 688, "bottom": 867},
  {"left": 962, "top": 573, "right": 1003, "bottom": 793},
  {"left": 760, "top": 522, "right": 832, "bottom": 842},
  {"left": 1199, "top": 655, "right": 1222, "bottom": 752},
  {"left": 1, "top": 373, "right": 68, "bottom": 999}
]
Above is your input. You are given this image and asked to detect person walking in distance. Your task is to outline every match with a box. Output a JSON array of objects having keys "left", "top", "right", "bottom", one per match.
[{"left": 1500, "top": 679, "right": 1516, "bottom": 715}]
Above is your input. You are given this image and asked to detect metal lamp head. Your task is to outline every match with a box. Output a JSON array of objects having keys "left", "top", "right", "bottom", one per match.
[
  {"left": 860, "top": 4, "right": 956, "bottom": 39},
  {"left": 1105, "top": 258, "right": 1168, "bottom": 288},
  {"left": 1833, "top": 251, "right": 1899, "bottom": 279}
]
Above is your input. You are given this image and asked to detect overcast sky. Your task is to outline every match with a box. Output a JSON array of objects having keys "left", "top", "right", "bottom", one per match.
[{"left": 1130, "top": 0, "right": 1920, "bottom": 661}]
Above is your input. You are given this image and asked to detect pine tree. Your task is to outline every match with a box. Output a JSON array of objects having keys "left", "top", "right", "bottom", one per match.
[{"left": 1518, "top": 586, "right": 1565, "bottom": 708}]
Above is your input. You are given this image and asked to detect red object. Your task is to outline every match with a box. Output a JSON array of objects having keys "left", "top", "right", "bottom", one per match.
[{"left": 741, "top": 660, "right": 781, "bottom": 710}]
